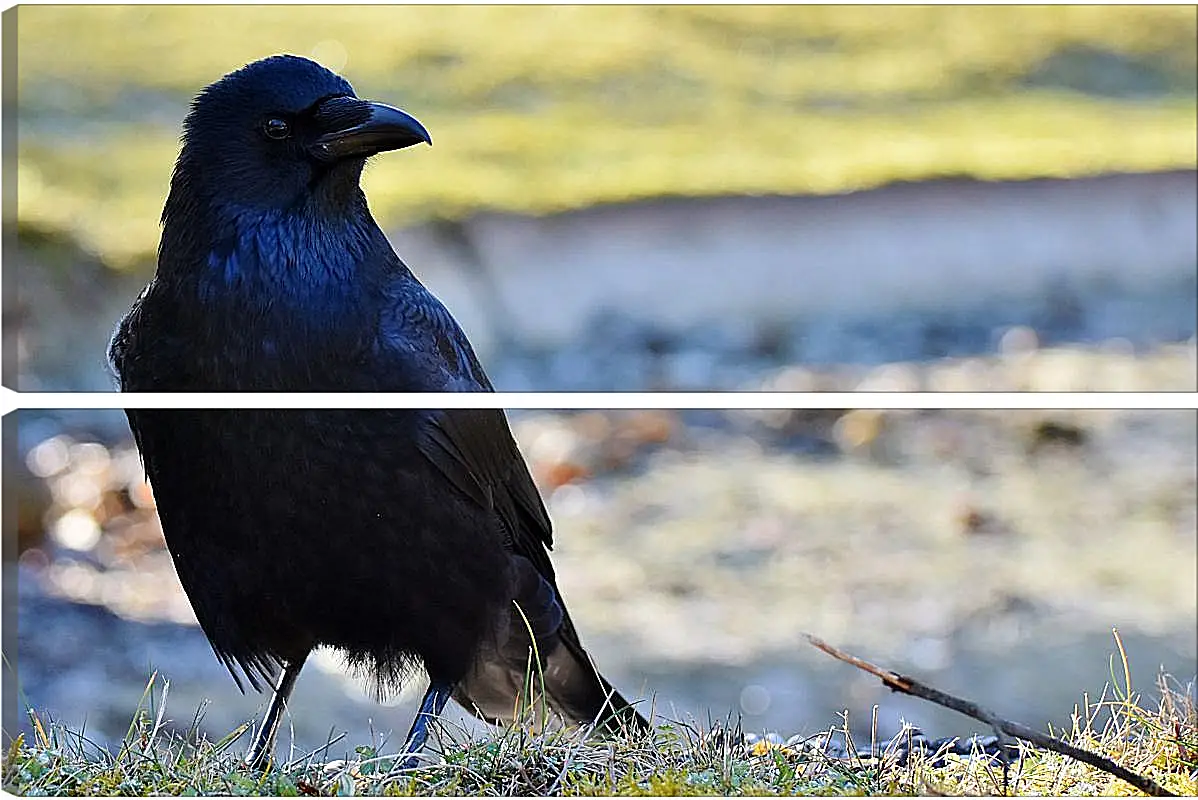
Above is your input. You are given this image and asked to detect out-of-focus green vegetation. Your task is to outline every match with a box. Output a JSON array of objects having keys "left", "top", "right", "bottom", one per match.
[{"left": 16, "top": 5, "right": 1198, "bottom": 267}]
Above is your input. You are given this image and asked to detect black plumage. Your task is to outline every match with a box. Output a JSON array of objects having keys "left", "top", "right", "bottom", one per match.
[{"left": 109, "top": 55, "right": 646, "bottom": 767}]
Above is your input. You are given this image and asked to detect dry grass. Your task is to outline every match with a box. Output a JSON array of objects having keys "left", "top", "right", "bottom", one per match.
[{"left": 5, "top": 652, "right": 1195, "bottom": 796}]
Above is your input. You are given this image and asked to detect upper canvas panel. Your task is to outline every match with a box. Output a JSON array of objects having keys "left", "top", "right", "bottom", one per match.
[{"left": 9, "top": 6, "right": 1197, "bottom": 392}]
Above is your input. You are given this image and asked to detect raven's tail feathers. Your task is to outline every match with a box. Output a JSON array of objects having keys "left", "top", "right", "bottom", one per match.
[
  {"left": 453, "top": 633, "right": 650, "bottom": 737},
  {"left": 543, "top": 637, "right": 651, "bottom": 736},
  {"left": 453, "top": 554, "right": 650, "bottom": 736}
]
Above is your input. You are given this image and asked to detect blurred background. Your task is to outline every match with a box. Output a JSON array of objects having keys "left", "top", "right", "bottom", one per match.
[
  {"left": 6, "top": 408, "right": 1196, "bottom": 756},
  {"left": 8, "top": 5, "right": 1198, "bottom": 391}
]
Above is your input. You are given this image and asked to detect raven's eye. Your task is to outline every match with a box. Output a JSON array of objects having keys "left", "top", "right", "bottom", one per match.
[{"left": 262, "top": 118, "right": 291, "bottom": 141}]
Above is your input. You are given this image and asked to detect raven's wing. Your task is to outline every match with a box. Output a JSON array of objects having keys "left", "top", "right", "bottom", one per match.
[
  {"left": 379, "top": 280, "right": 494, "bottom": 392},
  {"left": 416, "top": 410, "right": 555, "bottom": 580},
  {"left": 415, "top": 409, "right": 647, "bottom": 733},
  {"left": 385, "top": 277, "right": 646, "bottom": 729},
  {"left": 109, "top": 281, "right": 192, "bottom": 392},
  {"left": 381, "top": 281, "right": 545, "bottom": 549}
]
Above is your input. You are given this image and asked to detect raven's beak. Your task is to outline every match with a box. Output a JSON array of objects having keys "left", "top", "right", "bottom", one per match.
[{"left": 311, "top": 97, "right": 431, "bottom": 161}]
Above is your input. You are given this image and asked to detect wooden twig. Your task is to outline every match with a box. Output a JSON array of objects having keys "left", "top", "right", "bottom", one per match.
[{"left": 804, "top": 633, "right": 1174, "bottom": 797}]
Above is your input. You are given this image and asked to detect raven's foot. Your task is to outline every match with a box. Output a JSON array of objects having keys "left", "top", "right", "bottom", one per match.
[
  {"left": 393, "top": 681, "right": 454, "bottom": 771},
  {"left": 244, "top": 657, "right": 308, "bottom": 771}
]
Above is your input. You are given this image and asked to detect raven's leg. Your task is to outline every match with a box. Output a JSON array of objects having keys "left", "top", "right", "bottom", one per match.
[
  {"left": 396, "top": 680, "right": 454, "bottom": 770},
  {"left": 245, "top": 654, "right": 308, "bottom": 770}
]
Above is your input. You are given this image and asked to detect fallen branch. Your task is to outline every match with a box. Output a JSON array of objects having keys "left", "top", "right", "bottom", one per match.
[{"left": 804, "top": 633, "right": 1174, "bottom": 797}]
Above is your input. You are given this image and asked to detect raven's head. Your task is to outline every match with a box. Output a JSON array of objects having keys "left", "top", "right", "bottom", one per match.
[{"left": 170, "top": 54, "right": 430, "bottom": 215}]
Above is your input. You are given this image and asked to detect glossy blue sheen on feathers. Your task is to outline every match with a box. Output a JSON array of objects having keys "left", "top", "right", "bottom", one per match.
[{"left": 109, "top": 54, "right": 646, "bottom": 746}]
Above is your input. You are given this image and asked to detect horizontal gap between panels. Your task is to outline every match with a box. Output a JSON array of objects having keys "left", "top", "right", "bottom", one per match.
[{"left": 3, "top": 390, "right": 1196, "bottom": 414}]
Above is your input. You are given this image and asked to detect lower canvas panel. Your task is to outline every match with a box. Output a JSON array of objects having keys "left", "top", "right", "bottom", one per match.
[{"left": 4, "top": 408, "right": 1196, "bottom": 758}]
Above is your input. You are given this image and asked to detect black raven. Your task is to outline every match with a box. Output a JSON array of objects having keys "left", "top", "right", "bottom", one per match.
[{"left": 109, "top": 54, "right": 647, "bottom": 769}]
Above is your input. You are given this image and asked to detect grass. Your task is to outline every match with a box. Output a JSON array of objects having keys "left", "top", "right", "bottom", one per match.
[
  {"left": 4, "top": 651, "right": 1196, "bottom": 796},
  {"left": 14, "top": 6, "right": 1198, "bottom": 268}
]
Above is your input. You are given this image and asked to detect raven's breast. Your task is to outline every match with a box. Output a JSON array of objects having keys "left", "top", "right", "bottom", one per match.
[{"left": 135, "top": 409, "right": 514, "bottom": 688}]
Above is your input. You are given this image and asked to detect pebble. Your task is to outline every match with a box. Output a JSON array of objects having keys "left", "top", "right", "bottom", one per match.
[{"left": 739, "top": 727, "right": 1018, "bottom": 766}]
